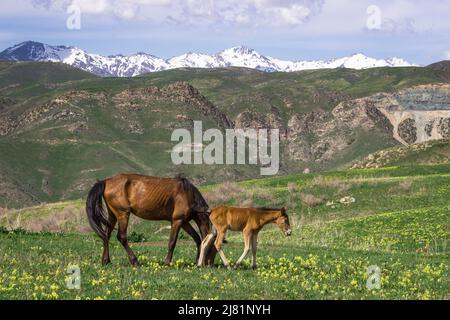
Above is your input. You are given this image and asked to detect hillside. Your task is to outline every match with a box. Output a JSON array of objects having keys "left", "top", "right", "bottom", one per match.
[
  {"left": 0, "top": 60, "right": 96, "bottom": 90},
  {"left": 351, "top": 139, "right": 450, "bottom": 169},
  {"left": 0, "top": 61, "right": 449, "bottom": 207}
]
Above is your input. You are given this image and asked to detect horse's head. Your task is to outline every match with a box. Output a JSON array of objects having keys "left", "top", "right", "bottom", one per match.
[
  {"left": 274, "top": 207, "right": 291, "bottom": 237},
  {"left": 191, "top": 207, "right": 212, "bottom": 237}
]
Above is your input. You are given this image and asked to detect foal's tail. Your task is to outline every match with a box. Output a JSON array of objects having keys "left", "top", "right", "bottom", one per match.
[{"left": 86, "top": 180, "right": 110, "bottom": 242}]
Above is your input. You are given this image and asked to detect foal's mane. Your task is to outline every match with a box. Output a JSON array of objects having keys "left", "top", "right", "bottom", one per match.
[
  {"left": 255, "top": 207, "right": 286, "bottom": 216},
  {"left": 256, "top": 207, "right": 283, "bottom": 211}
]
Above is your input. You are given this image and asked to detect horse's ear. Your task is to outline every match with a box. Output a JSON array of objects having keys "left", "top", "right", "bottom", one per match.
[{"left": 201, "top": 207, "right": 211, "bottom": 213}]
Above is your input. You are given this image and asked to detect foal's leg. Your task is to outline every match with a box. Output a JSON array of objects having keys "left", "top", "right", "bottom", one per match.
[
  {"left": 214, "top": 229, "right": 230, "bottom": 268},
  {"left": 251, "top": 233, "right": 258, "bottom": 270},
  {"left": 181, "top": 222, "right": 202, "bottom": 263},
  {"left": 235, "top": 230, "right": 252, "bottom": 269},
  {"left": 116, "top": 212, "right": 139, "bottom": 267},
  {"left": 102, "top": 211, "right": 117, "bottom": 266},
  {"left": 163, "top": 219, "right": 183, "bottom": 266}
]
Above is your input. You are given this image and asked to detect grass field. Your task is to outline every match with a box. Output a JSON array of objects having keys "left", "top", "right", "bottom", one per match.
[{"left": 0, "top": 164, "right": 448, "bottom": 300}]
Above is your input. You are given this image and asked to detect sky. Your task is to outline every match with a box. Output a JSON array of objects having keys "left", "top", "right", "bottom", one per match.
[{"left": 0, "top": 0, "right": 449, "bottom": 65}]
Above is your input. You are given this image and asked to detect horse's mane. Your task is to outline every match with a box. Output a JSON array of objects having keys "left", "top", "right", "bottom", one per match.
[{"left": 175, "top": 174, "right": 209, "bottom": 212}]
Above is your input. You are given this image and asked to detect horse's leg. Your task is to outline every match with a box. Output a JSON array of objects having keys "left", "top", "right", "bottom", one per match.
[
  {"left": 102, "top": 210, "right": 117, "bottom": 265},
  {"left": 251, "top": 233, "right": 258, "bottom": 270},
  {"left": 116, "top": 212, "right": 139, "bottom": 267},
  {"left": 181, "top": 222, "right": 201, "bottom": 263},
  {"left": 163, "top": 219, "right": 183, "bottom": 266},
  {"left": 214, "top": 229, "right": 230, "bottom": 268},
  {"left": 198, "top": 226, "right": 217, "bottom": 267},
  {"left": 235, "top": 229, "right": 252, "bottom": 269}
]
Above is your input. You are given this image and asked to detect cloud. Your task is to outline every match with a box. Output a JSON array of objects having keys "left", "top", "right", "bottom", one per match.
[
  {"left": 71, "top": 0, "right": 108, "bottom": 14},
  {"left": 31, "top": 0, "right": 54, "bottom": 9},
  {"left": 262, "top": 4, "right": 312, "bottom": 26},
  {"left": 167, "top": 0, "right": 326, "bottom": 27},
  {"left": 25, "top": 0, "right": 325, "bottom": 26},
  {"left": 112, "top": 1, "right": 139, "bottom": 20},
  {"left": 18, "top": 0, "right": 450, "bottom": 32},
  {"left": 444, "top": 51, "right": 450, "bottom": 60},
  {"left": 363, "top": 0, "right": 450, "bottom": 34}
]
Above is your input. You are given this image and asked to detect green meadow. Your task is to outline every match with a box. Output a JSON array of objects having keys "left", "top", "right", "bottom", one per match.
[{"left": 0, "top": 163, "right": 448, "bottom": 299}]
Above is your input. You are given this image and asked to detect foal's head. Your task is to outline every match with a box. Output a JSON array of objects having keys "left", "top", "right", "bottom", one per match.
[{"left": 274, "top": 207, "right": 291, "bottom": 237}]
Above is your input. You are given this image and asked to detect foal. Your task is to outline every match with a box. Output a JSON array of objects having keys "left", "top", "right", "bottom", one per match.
[{"left": 198, "top": 207, "right": 291, "bottom": 269}]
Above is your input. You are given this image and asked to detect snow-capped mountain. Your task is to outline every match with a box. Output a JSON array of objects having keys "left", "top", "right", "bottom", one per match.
[
  {"left": 0, "top": 41, "right": 417, "bottom": 77},
  {"left": 217, "top": 46, "right": 280, "bottom": 71},
  {"left": 0, "top": 41, "right": 168, "bottom": 77},
  {"left": 168, "top": 52, "right": 226, "bottom": 69}
]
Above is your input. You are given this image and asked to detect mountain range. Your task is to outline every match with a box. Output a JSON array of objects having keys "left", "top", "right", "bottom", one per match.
[{"left": 0, "top": 41, "right": 416, "bottom": 77}]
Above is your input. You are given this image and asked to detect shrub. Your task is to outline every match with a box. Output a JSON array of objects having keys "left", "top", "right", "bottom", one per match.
[
  {"left": 204, "top": 181, "right": 278, "bottom": 207},
  {"left": 300, "top": 193, "right": 326, "bottom": 207},
  {"left": 128, "top": 231, "right": 147, "bottom": 243},
  {"left": 204, "top": 182, "right": 244, "bottom": 206},
  {"left": 398, "top": 179, "right": 413, "bottom": 192},
  {"left": 310, "top": 176, "right": 351, "bottom": 194}
]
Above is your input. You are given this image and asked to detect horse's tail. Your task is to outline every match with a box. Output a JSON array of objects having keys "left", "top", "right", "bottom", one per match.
[{"left": 86, "top": 180, "right": 110, "bottom": 242}]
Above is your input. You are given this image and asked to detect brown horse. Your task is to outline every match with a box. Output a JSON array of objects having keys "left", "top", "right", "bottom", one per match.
[
  {"left": 198, "top": 207, "right": 291, "bottom": 269},
  {"left": 86, "top": 174, "right": 212, "bottom": 266}
]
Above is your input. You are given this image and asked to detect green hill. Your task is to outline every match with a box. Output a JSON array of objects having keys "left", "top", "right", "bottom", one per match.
[
  {"left": 351, "top": 139, "right": 450, "bottom": 169},
  {"left": 0, "top": 61, "right": 96, "bottom": 95}
]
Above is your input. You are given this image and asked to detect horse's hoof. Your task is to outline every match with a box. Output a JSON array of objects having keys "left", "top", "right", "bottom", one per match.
[
  {"left": 102, "top": 260, "right": 111, "bottom": 266},
  {"left": 130, "top": 259, "right": 140, "bottom": 267},
  {"left": 252, "top": 265, "right": 257, "bottom": 270},
  {"left": 233, "top": 264, "right": 240, "bottom": 270}
]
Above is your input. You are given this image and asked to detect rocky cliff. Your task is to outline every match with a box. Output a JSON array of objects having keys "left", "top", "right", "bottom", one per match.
[{"left": 333, "top": 84, "right": 450, "bottom": 145}]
